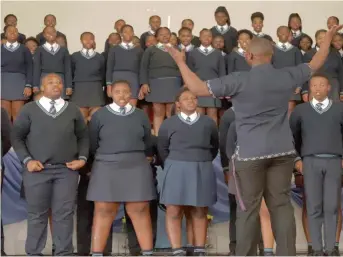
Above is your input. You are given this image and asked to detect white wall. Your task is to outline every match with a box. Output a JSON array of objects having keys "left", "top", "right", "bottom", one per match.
[{"left": 1, "top": 1, "right": 343, "bottom": 53}]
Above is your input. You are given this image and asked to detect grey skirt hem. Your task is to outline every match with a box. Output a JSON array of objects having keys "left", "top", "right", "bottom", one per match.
[
  {"left": 145, "top": 77, "right": 182, "bottom": 103},
  {"left": 159, "top": 159, "right": 217, "bottom": 207},
  {"left": 1, "top": 72, "right": 29, "bottom": 101},
  {"left": 70, "top": 81, "right": 105, "bottom": 107}
]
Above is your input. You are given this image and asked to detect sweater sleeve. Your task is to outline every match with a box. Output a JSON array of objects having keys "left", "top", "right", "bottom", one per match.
[
  {"left": 209, "top": 120, "right": 219, "bottom": 161},
  {"left": 301, "top": 52, "right": 313, "bottom": 95},
  {"left": 142, "top": 112, "right": 153, "bottom": 157},
  {"left": 24, "top": 47, "right": 33, "bottom": 87},
  {"left": 33, "top": 48, "right": 41, "bottom": 88},
  {"left": 63, "top": 49, "right": 73, "bottom": 89},
  {"left": 71, "top": 53, "right": 76, "bottom": 82},
  {"left": 157, "top": 121, "right": 170, "bottom": 165},
  {"left": 139, "top": 47, "right": 151, "bottom": 85},
  {"left": 218, "top": 53, "right": 226, "bottom": 77},
  {"left": 11, "top": 106, "right": 33, "bottom": 165},
  {"left": 289, "top": 107, "right": 302, "bottom": 160},
  {"left": 1, "top": 108, "right": 12, "bottom": 157},
  {"left": 219, "top": 110, "right": 231, "bottom": 170},
  {"left": 99, "top": 54, "right": 106, "bottom": 85},
  {"left": 88, "top": 112, "right": 101, "bottom": 157},
  {"left": 106, "top": 47, "right": 115, "bottom": 85},
  {"left": 74, "top": 108, "right": 89, "bottom": 161}
]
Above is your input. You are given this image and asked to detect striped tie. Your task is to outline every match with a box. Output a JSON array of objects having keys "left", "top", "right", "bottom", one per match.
[
  {"left": 186, "top": 116, "right": 191, "bottom": 122},
  {"left": 293, "top": 32, "right": 296, "bottom": 38},
  {"left": 315, "top": 103, "right": 323, "bottom": 112},
  {"left": 204, "top": 48, "right": 208, "bottom": 54},
  {"left": 126, "top": 44, "right": 130, "bottom": 49},
  {"left": 282, "top": 44, "right": 287, "bottom": 50},
  {"left": 220, "top": 27, "right": 224, "bottom": 33},
  {"left": 86, "top": 50, "right": 90, "bottom": 57},
  {"left": 9, "top": 44, "right": 13, "bottom": 49},
  {"left": 49, "top": 100, "right": 56, "bottom": 115},
  {"left": 50, "top": 46, "right": 54, "bottom": 53},
  {"left": 119, "top": 107, "right": 126, "bottom": 114}
]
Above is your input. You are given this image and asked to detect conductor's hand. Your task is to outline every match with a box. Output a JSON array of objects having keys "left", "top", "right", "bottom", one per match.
[
  {"left": 66, "top": 160, "right": 86, "bottom": 171},
  {"left": 327, "top": 24, "right": 343, "bottom": 37},
  {"left": 26, "top": 160, "right": 44, "bottom": 172},
  {"left": 166, "top": 46, "right": 186, "bottom": 64},
  {"left": 295, "top": 160, "right": 303, "bottom": 174},
  {"left": 66, "top": 88, "right": 73, "bottom": 96}
]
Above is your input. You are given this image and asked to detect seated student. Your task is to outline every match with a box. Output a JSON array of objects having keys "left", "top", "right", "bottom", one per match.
[
  {"left": 158, "top": 88, "right": 219, "bottom": 256},
  {"left": 36, "top": 14, "right": 67, "bottom": 46},
  {"left": 290, "top": 72, "right": 343, "bottom": 256},
  {"left": 1, "top": 14, "right": 26, "bottom": 43}
]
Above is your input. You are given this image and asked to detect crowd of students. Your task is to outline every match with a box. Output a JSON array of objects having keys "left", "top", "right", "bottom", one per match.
[{"left": 1, "top": 5, "right": 343, "bottom": 257}]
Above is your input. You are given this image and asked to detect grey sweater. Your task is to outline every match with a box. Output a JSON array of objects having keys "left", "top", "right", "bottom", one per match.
[
  {"left": 219, "top": 108, "right": 235, "bottom": 168},
  {"left": 71, "top": 51, "right": 105, "bottom": 82}
]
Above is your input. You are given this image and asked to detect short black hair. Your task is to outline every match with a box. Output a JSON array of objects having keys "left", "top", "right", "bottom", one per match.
[
  {"left": 238, "top": 29, "right": 253, "bottom": 39},
  {"left": 149, "top": 15, "right": 161, "bottom": 22},
  {"left": 178, "top": 27, "right": 192, "bottom": 36},
  {"left": 155, "top": 27, "right": 170, "bottom": 38},
  {"left": 80, "top": 31, "right": 94, "bottom": 40},
  {"left": 213, "top": 34, "right": 225, "bottom": 40},
  {"left": 44, "top": 14, "right": 56, "bottom": 21},
  {"left": 111, "top": 80, "right": 131, "bottom": 89},
  {"left": 24, "top": 37, "right": 39, "bottom": 45},
  {"left": 315, "top": 29, "right": 327, "bottom": 39},
  {"left": 175, "top": 87, "right": 191, "bottom": 102},
  {"left": 200, "top": 28, "right": 211, "bottom": 36},
  {"left": 4, "top": 14, "right": 17, "bottom": 23},
  {"left": 181, "top": 19, "right": 194, "bottom": 25},
  {"left": 108, "top": 32, "right": 120, "bottom": 38},
  {"left": 43, "top": 26, "right": 56, "bottom": 34},
  {"left": 120, "top": 24, "right": 134, "bottom": 33},
  {"left": 328, "top": 16, "right": 339, "bottom": 24},
  {"left": 251, "top": 12, "right": 264, "bottom": 22},
  {"left": 277, "top": 26, "right": 290, "bottom": 34},
  {"left": 310, "top": 71, "right": 330, "bottom": 84}
]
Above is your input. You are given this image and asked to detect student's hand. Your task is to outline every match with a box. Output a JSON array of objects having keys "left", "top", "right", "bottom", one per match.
[
  {"left": 294, "top": 87, "right": 301, "bottom": 94},
  {"left": 66, "top": 160, "right": 86, "bottom": 171},
  {"left": 33, "top": 87, "right": 40, "bottom": 94},
  {"left": 23, "top": 87, "right": 32, "bottom": 97},
  {"left": 146, "top": 156, "right": 153, "bottom": 163},
  {"left": 166, "top": 46, "right": 186, "bottom": 64},
  {"left": 66, "top": 88, "right": 73, "bottom": 96},
  {"left": 139, "top": 84, "right": 150, "bottom": 100},
  {"left": 107, "top": 85, "right": 112, "bottom": 98},
  {"left": 302, "top": 93, "right": 309, "bottom": 102},
  {"left": 26, "top": 160, "right": 44, "bottom": 172},
  {"left": 295, "top": 160, "right": 303, "bottom": 173},
  {"left": 340, "top": 95, "right": 343, "bottom": 102}
]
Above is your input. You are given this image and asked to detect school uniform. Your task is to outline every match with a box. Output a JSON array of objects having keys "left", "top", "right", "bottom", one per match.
[
  {"left": 71, "top": 48, "right": 105, "bottom": 107},
  {"left": 272, "top": 42, "right": 303, "bottom": 101},
  {"left": 87, "top": 103, "right": 156, "bottom": 202},
  {"left": 191, "top": 35, "right": 201, "bottom": 47},
  {"left": 157, "top": 112, "right": 219, "bottom": 207},
  {"left": 1, "top": 41, "right": 33, "bottom": 100},
  {"left": 1, "top": 32, "right": 26, "bottom": 44},
  {"left": 290, "top": 98, "right": 343, "bottom": 254},
  {"left": 187, "top": 45, "right": 225, "bottom": 107},
  {"left": 338, "top": 49, "right": 343, "bottom": 64},
  {"left": 106, "top": 42, "right": 143, "bottom": 99},
  {"left": 179, "top": 43, "right": 195, "bottom": 59},
  {"left": 11, "top": 97, "right": 89, "bottom": 256},
  {"left": 302, "top": 47, "right": 343, "bottom": 101},
  {"left": 206, "top": 62, "right": 314, "bottom": 256},
  {"left": 252, "top": 31, "right": 273, "bottom": 42},
  {"left": 226, "top": 48, "right": 251, "bottom": 74},
  {"left": 36, "top": 30, "right": 67, "bottom": 46},
  {"left": 210, "top": 24, "right": 238, "bottom": 54},
  {"left": 33, "top": 42, "right": 72, "bottom": 99},
  {"left": 140, "top": 43, "right": 182, "bottom": 103},
  {"left": 140, "top": 30, "right": 155, "bottom": 50},
  {"left": 290, "top": 30, "right": 308, "bottom": 47}
]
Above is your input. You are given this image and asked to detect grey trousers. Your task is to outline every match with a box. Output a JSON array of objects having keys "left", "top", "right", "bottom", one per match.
[
  {"left": 303, "top": 156, "right": 342, "bottom": 252},
  {"left": 234, "top": 156, "right": 296, "bottom": 256},
  {"left": 23, "top": 166, "right": 79, "bottom": 256}
]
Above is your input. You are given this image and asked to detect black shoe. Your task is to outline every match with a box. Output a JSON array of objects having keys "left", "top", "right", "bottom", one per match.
[
  {"left": 228, "top": 251, "right": 235, "bottom": 256},
  {"left": 258, "top": 250, "right": 264, "bottom": 256},
  {"left": 229, "top": 242, "right": 236, "bottom": 256},
  {"left": 186, "top": 249, "right": 194, "bottom": 256},
  {"left": 307, "top": 245, "right": 314, "bottom": 256},
  {"left": 52, "top": 244, "right": 56, "bottom": 256},
  {"left": 328, "top": 249, "right": 340, "bottom": 256}
]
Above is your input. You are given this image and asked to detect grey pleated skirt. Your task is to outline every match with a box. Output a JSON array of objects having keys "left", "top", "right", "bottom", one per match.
[
  {"left": 159, "top": 159, "right": 217, "bottom": 207},
  {"left": 70, "top": 81, "right": 105, "bottom": 107},
  {"left": 87, "top": 152, "right": 156, "bottom": 202},
  {"left": 289, "top": 91, "right": 301, "bottom": 101},
  {"left": 1, "top": 72, "right": 29, "bottom": 100},
  {"left": 145, "top": 77, "right": 182, "bottom": 103},
  {"left": 39, "top": 72, "right": 68, "bottom": 99},
  {"left": 112, "top": 71, "right": 140, "bottom": 98},
  {"left": 198, "top": 96, "right": 222, "bottom": 108}
]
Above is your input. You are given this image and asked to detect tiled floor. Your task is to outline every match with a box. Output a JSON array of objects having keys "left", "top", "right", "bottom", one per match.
[{"left": 2, "top": 201, "right": 323, "bottom": 255}]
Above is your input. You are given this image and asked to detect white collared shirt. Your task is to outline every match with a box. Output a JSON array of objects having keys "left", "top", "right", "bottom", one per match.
[
  {"left": 180, "top": 111, "right": 197, "bottom": 122},
  {"left": 5, "top": 41, "right": 19, "bottom": 48},
  {"left": 277, "top": 41, "right": 292, "bottom": 50},
  {"left": 291, "top": 30, "right": 301, "bottom": 37},
  {"left": 216, "top": 24, "right": 229, "bottom": 32},
  {"left": 199, "top": 45, "right": 213, "bottom": 52},
  {"left": 339, "top": 49, "right": 343, "bottom": 57},
  {"left": 39, "top": 96, "right": 65, "bottom": 112},
  {"left": 316, "top": 46, "right": 320, "bottom": 51},
  {"left": 81, "top": 48, "right": 95, "bottom": 55},
  {"left": 179, "top": 44, "right": 194, "bottom": 52},
  {"left": 44, "top": 42, "right": 59, "bottom": 51},
  {"left": 301, "top": 49, "right": 306, "bottom": 55},
  {"left": 109, "top": 102, "right": 132, "bottom": 113},
  {"left": 252, "top": 31, "right": 264, "bottom": 37},
  {"left": 148, "top": 30, "right": 156, "bottom": 35},
  {"left": 237, "top": 47, "right": 245, "bottom": 54},
  {"left": 120, "top": 41, "right": 134, "bottom": 49},
  {"left": 312, "top": 97, "right": 329, "bottom": 109},
  {"left": 156, "top": 42, "right": 171, "bottom": 48}
]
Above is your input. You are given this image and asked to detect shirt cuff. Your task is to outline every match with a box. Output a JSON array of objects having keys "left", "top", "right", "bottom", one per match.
[
  {"left": 106, "top": 82, "right": 112, "bottom": 85},
  {"left": 25, "top": 84, "right": 32, "bottom": 88},
  {"left": 23, "top": 156, "right": 33, "bottom": 165},
  {"left": 78, "top": 156, "right": 87, "bottom": 162}
]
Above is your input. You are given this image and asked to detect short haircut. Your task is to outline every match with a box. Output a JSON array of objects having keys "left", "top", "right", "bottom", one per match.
[
  {"left": 155, "top": 27, "right": 170, "bottom": 37},
  {"left": 315, "top": 29, "right": 327, "bottom": 38},
  {"left": 111, "top": 80, "right": 131, "bottom": 89},
  {"left": 25, "top": 37, "right": 39, "bottom": 45},
  {"left": 238, "top": 29, "right": 253, "bottom": 39},
  {"left": 328, "top": 16, "right": 339, "bottom": 24},
  {"left": 310, "top": 71, "right": 330, "bottom": 83},
  {"left": 120, "top": 24, "right": 134, "bottom": 33},
  {"left": 149, "top": 15, "right": 161, "bottom": 22},
  {"left": 4, "top": 14, "right": 17, "bottom": 23},
  {"left": 80, "top": 32, "right": 94, "bottom": 40},
  {"left": 43, "top": 26, "right": 56, "bottom": 34},
  {"left": 44, "top": 14, "right": 56, "bottom": 21},
  {"left": 182, "top": 19, "right": 194, "bottom": 25},
  {"left": 175, "top": 87, "right": 191, "bottom": 102},
  {"left": 178, "top": 27, "right": 192, "bottom": 35},
  {"left": 200, "top": 28, "right": 211, "bottom": 35},
  {"left": 251, "top": 12, "right": 264, "bottom": 22},
  {"left": 277, "top": 26, "right": 290, "bottom": 34}
]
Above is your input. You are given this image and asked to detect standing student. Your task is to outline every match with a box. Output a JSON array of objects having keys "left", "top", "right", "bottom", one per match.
[
  {"left": 212, "top": 34, "right": 226, "bottom": 57},
  {"left": 332, "top": 33, "right": 343, "bottom": 59},
  {"left": 226, "top": 29, "right": 252, "bottom": 74},
  {"left": 106, "top": 25, "right": 143, "bottom": 107},
  {"left": 166, "top": 24, "right": 343, "bottom": 256},
  {"left": 288, "top": 13, "right": 308, "bottom": 47},
  {"left": 87, "top": 80, "right": 156, "bottom": 256},
  {"left": 158, "top": 88, "right": 219, "bottom": 256},
  {"left": 133, "top": 36, "right": 141, "bottom": 48},
  {"left": 1, "top": 14, "right": 26, "bottom": 43},
  {"left": 181, "top": 19, "right": 201, "bottom": 47},
  {"left": 1, "top": 25, "right": 33, "bottom": 122},
  {"left": 33, "top": 26, "right": 72, "bottom": 99},
  {"left": 104, "top": 19, "right": 126, "bottom": 53},
  {"left": 327, "top": 16, "right": 340, "bottom": 30},
  {"left": 290, "top": 72, "right": 343, "bottom": 256},
  {"left": 24, "top": 37, "right": 39, "bottom": 55},
  {"left": 140, "top": 15, "right": 161, "bottom": 50},
  {"left": 178, "top": 27, "right": 194, "bottom": 56},
  {"left": 1, "top": 108, "right": 12, "bottom": 257},
  {"left": 186, "top": 29, "right": 225, "bottom": 124},
  {"left": 71, "top": 32, "right": 105, "bottom": 121},
  {"left": 11, "top": 73, "right": 89, "bottom": 256},
  {"left": 56, "top": 34, "right": 67, "bottom": 48},
  {"left": 298, "top": 34, "right": 313, "bottom": 56},
  {"left": 210, "top": 6, "right": 238, "bottom": 54},
  {"left": 272, "top": 26, "right": 303, "bottom": 114},
  {"left": 250, "top": 12, "right": 273, "bottom": 42},
  {"left": 140, "top": 27, "right": 182, "bottom": 134},
  {"left": 36, "top": 14, "right": 67, "bottom": 46},
  {"left": 145, "top": 35, "right": 157, "bottom": 48},
  {"left": 170, "top": 32, "right": 179, "bottom": 47},
  {"left": 103, "top": 33, "right": 122, "bottom": 62},
  {"left": 302, "top": 29, "right": 343, "bottom": 102}
]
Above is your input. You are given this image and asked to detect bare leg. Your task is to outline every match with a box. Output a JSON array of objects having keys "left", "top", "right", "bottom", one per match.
[
  {"left": 166, "top": 205, "right": 185, "bottom": 255},
  {"left": 152, "top": 103, "right": 166, "bottom": 135},
  {"left": 11, "top": 100, "right": 25, "bottom": 121},
  {"left": 260, "top": 198, "right": 274, "bottom": 255},
  {"left": 206, "top": 108, "right": 218, "bottom": 126},
  {"left": 184, "top": 207, "right": 195, "bottom": 255},
  {"left": 190, "top": 207, "right": 208, "bottom": 255},
  {"left": 79, "top": 107, "right": 89, "bottom": 123},
  {"left": 1, "top": 100, "right": 12, "bottom": 122},
  {"left": 165, "top": 103, "right": 174, "bottom": 118}
]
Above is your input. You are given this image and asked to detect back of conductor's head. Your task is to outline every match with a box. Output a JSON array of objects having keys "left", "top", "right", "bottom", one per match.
[{"left": 245, "top": 37, "right": 274, "bottom": 66}]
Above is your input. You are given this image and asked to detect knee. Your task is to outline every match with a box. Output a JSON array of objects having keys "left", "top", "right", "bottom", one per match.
[
  {"left": 153, "top": 104, "right": 165, "bottom": 117},
  {"left": 190, "top": 207, "right": 207, "bottom": 219},
  {"left": 94, "top": 205, "right": 115, "bottom": 219},
  {"left": 166, "top": 205, "right": 183, "bottom": 220},
  {"left": 126, "top": 202, "right": 150, "bottom": 218}
]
